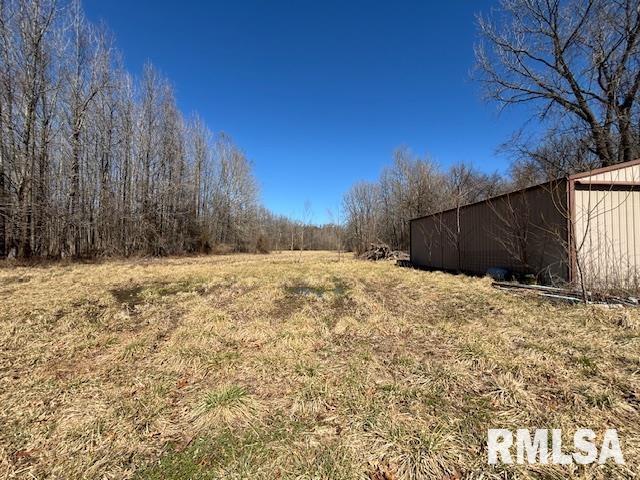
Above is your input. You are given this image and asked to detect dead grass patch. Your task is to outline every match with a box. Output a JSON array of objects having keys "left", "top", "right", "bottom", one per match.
[{"left": 0, "top": 251, "right": 638, "bottom": 479}]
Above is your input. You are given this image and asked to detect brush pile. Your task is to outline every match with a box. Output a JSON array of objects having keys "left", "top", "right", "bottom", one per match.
[{"left": 359, "top": 243, "right": 409, "bottom": 262}]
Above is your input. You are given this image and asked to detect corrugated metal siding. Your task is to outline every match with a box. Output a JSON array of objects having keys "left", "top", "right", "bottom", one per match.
[
  {"left": 573, "top": 164, "right": 640, "bottom": 289},
  {"left": 579, "top": 163, "right": 640, "bottom": 182},
  {"left": 410, "top": 181, "right": 569, "bottom": 281}
]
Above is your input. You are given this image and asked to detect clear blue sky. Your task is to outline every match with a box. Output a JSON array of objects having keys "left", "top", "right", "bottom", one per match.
[{"left": 85, "top": 0, "right": 530, "bottom": 224}]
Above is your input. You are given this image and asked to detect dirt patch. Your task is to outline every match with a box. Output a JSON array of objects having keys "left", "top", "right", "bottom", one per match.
[
  {"left": 110, "top": 281, "right": 208, "bottom": 310},
  {"left": 274, "top": 279, "right": 354, "bottom": 320},
  {"left": 110, "top": 285, "right": 145, "bottom": 309},
  {"left": 150, "top": 281, "right": 208, "bottom": 297},
  {"left": 284, "top": 278, "right": 350, "bottom": 299}
]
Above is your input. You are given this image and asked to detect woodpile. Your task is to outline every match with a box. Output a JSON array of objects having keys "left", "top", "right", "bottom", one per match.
[{"left": 359, "top": 243, "right": 409, "bottom": 262}]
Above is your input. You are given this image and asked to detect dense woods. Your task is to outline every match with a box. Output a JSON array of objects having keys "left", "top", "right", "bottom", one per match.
[{"left": 0, "top": 0, "right": 340, "bottom": 258}]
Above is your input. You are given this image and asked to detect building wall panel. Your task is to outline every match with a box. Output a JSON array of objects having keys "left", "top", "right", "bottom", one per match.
[
  {"left": 410, "top": 181, "right": 569, "bottom": 281},
  {"left": 574, "top": 186, "right": 640, "bottom": 289}
]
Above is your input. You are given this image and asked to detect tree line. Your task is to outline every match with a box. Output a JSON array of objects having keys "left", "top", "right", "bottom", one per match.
[
  {"left": 5, "top": 0, "right": 640, "bottom": 259},
  {"left": 342, "top": 148, "right": 506, "bottom": 253},
  {"left": 0, "top": 0, "right": 340, "bottom": 259}
]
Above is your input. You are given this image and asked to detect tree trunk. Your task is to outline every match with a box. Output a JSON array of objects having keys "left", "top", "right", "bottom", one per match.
[{"left": 66, "top": 127, "right": 81, "bottom": 256}]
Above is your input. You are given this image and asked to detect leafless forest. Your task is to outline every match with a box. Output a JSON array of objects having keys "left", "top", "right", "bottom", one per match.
[
  {"left": 0, "top": 0, "right": 341, "bottom": 259},
  {"left": 2, "top": 0, "right": 640, "bottom": 259}
]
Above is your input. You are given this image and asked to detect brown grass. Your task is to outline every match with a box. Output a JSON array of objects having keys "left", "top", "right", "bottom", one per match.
[{"left": 0, "top": 251, "right": 638, "bottom": 479}]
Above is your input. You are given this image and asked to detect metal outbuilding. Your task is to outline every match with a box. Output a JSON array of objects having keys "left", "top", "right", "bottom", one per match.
[{"left": 409, "top": 159, "right": 640, "bottom": 288}]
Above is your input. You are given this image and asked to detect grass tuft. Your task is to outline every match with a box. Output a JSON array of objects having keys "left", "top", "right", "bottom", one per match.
[
  {"left": 202, "top": 385, "right": 248, "bottom": 410},
  {"left": 191, "top": 385, "right": 260, "bottom": 430}
]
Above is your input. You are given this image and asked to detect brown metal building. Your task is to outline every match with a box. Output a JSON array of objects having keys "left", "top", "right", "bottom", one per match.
[{"left": 409, "top": 159, "right": 640, "bottom": 288}]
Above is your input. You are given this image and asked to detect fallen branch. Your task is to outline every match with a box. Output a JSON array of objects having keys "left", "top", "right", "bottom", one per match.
[{"left": 492, "top": 281, "right": 638, "bottom": 306}]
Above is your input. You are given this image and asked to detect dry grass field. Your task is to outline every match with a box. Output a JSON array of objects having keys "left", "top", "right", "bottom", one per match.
[{"left": 1, "top": 251, "right": 639, "bottom": 479}]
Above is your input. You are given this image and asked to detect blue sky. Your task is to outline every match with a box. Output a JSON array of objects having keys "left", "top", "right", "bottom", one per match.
[{"left": 85, "top": 0, "right": 531, "bottom": 223}]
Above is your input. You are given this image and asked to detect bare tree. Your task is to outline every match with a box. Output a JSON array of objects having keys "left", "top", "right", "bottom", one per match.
[
  {"left": 297, "top": 200, "right": 312, "bottom": 261},
  {"left": 446, "top": 164, "right": 479, "bottom": 271},
  {"left": 488, "top": 191, "right": 533, "bottom": 273},
  {"left": 62, "top": 0, "right": 110, "bottom": 256},
  {"left": 343, "top": 181, "right": 379, "bottom": 254},
  {"left": 476, "top": 0, "right": 640, "bottom": 167},
  {"left": 209, "top": 133, "right": 259, "bottom": 251},
  {"left": 377, "top": 148, "right": 447, "bottom": 250},
  {"left": 327, "top": 206, "right": 343, "bottom": 260},
  {"left": 1, "top": 0, "right": 61, "bottom": 258}
]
